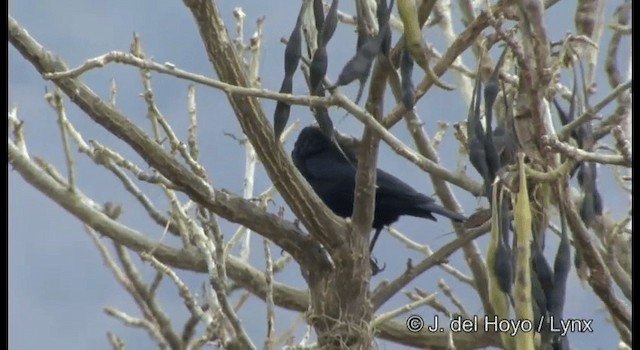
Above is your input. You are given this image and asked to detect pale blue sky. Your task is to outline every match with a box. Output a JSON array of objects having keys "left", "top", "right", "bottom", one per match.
[{"left": 9, "top": 1, "right": 629, "bottom": 349}]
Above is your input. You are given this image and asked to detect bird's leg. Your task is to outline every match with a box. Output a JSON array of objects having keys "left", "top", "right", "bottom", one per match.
[
  {"left": 369, "top": 228, "right": 386, "bottom": 275},
  {"left": 369, "top": 227, "right": 383, "bottom": 252},
  {"left": 370, "top": 257, "right": 386, "bottom": 276}
]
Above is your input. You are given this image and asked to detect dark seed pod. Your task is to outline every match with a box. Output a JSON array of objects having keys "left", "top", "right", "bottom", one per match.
[
  {"left": 320, "top": 0, "right": 339, "bottom": 48},
  {"left": 577, "top": 162, "right": 602, "bottom": 227},
  {"left": 273, "top": 3, "right": 307, "bottom": 139},
  {"left": 530, "top": 268, "right": 548, "bottom": 328},
  {"left": 493, "top": 239, "right": 513, "bottom": 297},
  {"left": 376, "top": 0, "right": 392, "bottom": 56},
  {"left": 532, "top": 238, "right": 554, "bottom": 311},
  {"left": 492, "top": 125, "right": 518, "bottom": 167},
  {"left": 332, "top": 0, "right": 394, "bottom": 106},
  {"left": 494, "top": 191, "right": 514, "bottom": 304},
  {"left": 549, "top": 214, "right": 571, "bottom": 319},
  {"left": 467, "top": 71, "right": 490, "bottom": 196},
  {"left": 482, "top": 48, "right": 507, "bottom": 185},
  {"left": 400, "top": 45, "right": 415, "bottom": 110},
  {"left": 313, "top": 0, "right": 324, "bottom": 34},
  {"left": 283, "top": 6, "right": 304, "bottom": 77},
  {"left": 309, "top": 46, "right": 328, "bottom": 94},
  {"left": 309, "top": 0, "right": 339, "bottom": 94},
  {"left": 313, "top": 106, "right": 335, "bottom": 141},
  {"left": 273, "top": 76, "right": 294, "bottom": 138}
]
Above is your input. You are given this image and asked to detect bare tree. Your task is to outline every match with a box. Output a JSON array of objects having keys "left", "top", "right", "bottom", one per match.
[{"left": 8, "top": 0, "right": 631, "bottom": 349}]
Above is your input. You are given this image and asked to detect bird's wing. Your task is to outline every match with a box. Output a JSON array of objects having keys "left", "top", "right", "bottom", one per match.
[
  {"left": 298, "top": 152, "right": 357, "bottom": 217},
  {"left": 302, "top": 152, "right": 356, "bottom": 181},
  {"left": 375, "top": 169, "right": 431, "bottom": 206},
  {"left": 376, "top": 169, "right": 466, "bottom": 222}
]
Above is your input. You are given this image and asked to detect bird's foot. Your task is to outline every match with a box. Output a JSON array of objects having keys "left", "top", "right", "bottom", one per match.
[{"left": 370, "top": 257, "right": 387, "bottom": 276}]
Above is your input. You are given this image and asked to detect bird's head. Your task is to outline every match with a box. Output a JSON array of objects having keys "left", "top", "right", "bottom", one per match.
[{"left": 292, "top": 126, "right": 333, "bottom": 159}]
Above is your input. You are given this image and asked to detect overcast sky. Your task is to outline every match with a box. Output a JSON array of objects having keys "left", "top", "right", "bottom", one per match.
[{"left": 9, "top": 0, "right": 630, "bottom": 349}]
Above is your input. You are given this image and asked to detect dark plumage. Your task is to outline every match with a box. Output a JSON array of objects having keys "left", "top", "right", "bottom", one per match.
[{"left": 292, "top": 126, "right": 466, "bottom": 271}]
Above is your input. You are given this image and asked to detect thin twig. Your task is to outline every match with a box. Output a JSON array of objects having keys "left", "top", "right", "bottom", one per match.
[{"left": 44, "top": 89, "right": 76, "bottom": 191}]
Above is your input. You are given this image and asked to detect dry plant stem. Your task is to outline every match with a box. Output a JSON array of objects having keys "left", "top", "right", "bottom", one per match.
[
  {"left": 90, "top": 141, "right": 176, "bottom": 188},
  {"left": 225, "top": 121, "right": 298, "bottom": 262},
  {"left": 106, "top": 332, "right": 125, "bottom": 350},
  {"left": 605, "top": 3, "right": 630, "bottom": 90},
  {"left": 109, "top": 161, "right": 179, "bottom": 236},
  {"left": 434, "top": 0, "right": 474, "bottom": 106},
  {"left": 422, "top": 295, "right": 450, "bottom": 316},
  {"left": 238, "top": 14, "right": 265, "bottom": 263},
  {"left": 274, "top": 313, "right": 305, "bottom": 347},
  {"left": 375, "top": 316, "right": 500, "bottom": 349},
  {"left": 387, "top": 227, "right": 475, "bottom": 287},
  {"left": 542, "top": 136, "right": 630, "bottom": 167},
  {"left": 334, "top": 6, "right": 404, "bottom": 32},
  {"left": 163, "top": 188, "right": 192, "bottom": 248},
  {"left": 263, "top": 240, "right": 276, "bottom": 350},
  {"left": 187, "top": 85, "right": 200, "bottom": 161},
  {"left": 114, "top": 243, "right": 184, "bottom": 349},
  {"left": 8, "top": 108, "right": 29, "bottom": 156},
  {"left": 46, "top": 90, "right": 77, "bottom": 192},
  {"left": 560, "top": 186, "right": 632, "bottom": 344},
  {"left": 372, "top": 293, "right": 437, "bottom": 326},
  {"left": 154, "top": 105, "right": 208, "bottom": 179},
  {"left": 141, "top": 252, "right": 214, "bottom": 326},
  {"left": 438, "top": 279, "right": 469, "bottom": 317},
  {"left": 372, "top": 220, "right": 491, "bottom": 309},
  {"left": 557, "top": 80, "right": 631, "bottom": 141},
  {"left": 85, "top": 225, "right": 161, "bottom": 330},
  {"left": 104, "top": 307, "right": 169, "bottom": 347},
  {"left": 194, "top": 211, "right": 254, "bottom": 350},
  {"left": 406, "top": 289, "right": 451, "bottom": 316},
  {"left": 85, "top": 225, "right": 175, "bottom": 345},
  {"left": 611, "top": 126, "right": 631, "bottom": 164},
  {"left": 356, "top": 0, "right": 379, "bottom": 34},
  {"left": 130, "top": 34, "right": 162, "bottom": 143},
  {"left": 43, "top": 51, "right": 343, "bottom": 108}
]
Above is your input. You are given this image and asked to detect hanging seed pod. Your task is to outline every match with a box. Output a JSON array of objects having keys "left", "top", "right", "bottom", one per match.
[
  {"left": 467, "top": 67, "right": 490, "bottom": 196},
  {"left": 309, "top": 46, "right": 328, "bottom": 94},
  {"left": 273, "top": 76, "right": 294, "bottom": 138},
  {"left": 273, "top": 2, "right": 307, "bottom": 139},
  {"left": 332, "top": 0, "right": 393, "bottom": 106},
  {"left": 531, "top": 237, "right": 555, "bottom": 311},
  {"left": 312, "top": 0, "right": 324, "bottom": 33},
  {"left": 400, "top": 44, "right": 415, "bottom": 110},
  {"left": 482, "top": 48, "right": 508, "bottom": 187},
  {"left": 309, "top": 0, "right": 339, "bottom": 94}
]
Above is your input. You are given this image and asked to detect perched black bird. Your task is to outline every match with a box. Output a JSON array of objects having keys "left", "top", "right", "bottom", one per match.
[{"left": 292, "top": 126, "right": 466, "bottom": 271}]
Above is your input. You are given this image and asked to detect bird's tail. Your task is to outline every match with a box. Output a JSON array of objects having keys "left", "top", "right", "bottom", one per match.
[{"left": 419, "top": 203, "right": 466, "bottom": 223}]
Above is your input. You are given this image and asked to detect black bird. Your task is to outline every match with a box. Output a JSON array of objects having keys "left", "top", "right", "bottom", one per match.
[{"left": 292, "top": 126, "right": 466, "bottom": 271}]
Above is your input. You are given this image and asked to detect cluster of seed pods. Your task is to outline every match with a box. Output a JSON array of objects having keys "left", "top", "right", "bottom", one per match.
[
  {"left": 553, "top": 61, "right": 603, "bottom": 228},
  {"left": 468, "top": 48, "right": 575, "bottom": 349},
  {"left": 273, "top": 0, "right": 400, "bottom": 141}
]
